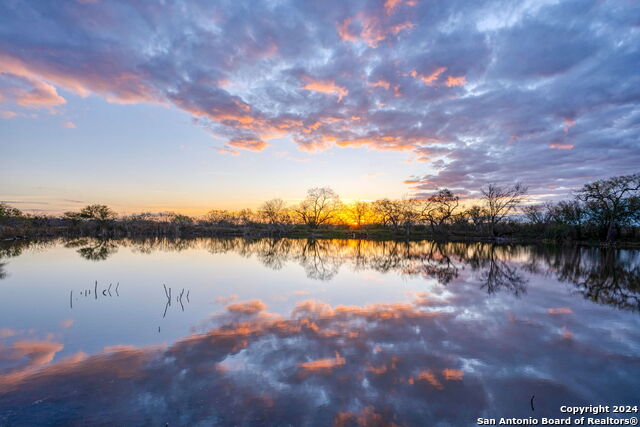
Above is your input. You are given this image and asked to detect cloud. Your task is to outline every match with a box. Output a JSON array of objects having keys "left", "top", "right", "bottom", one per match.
[
  {"left": 301, "top": 78, "right": 349, "bottom": 102},
  {"left": 226, "top": 299, "right": 266, "bottom": 314},
  {"left": 63, "top": 121, "right": 76, "bottom": 129},
  {"left": 0, "top": 0, "right": 637, "bottom": 196},
  {"left": 0, "top": 241, "right": 638, "bottom": 424}
]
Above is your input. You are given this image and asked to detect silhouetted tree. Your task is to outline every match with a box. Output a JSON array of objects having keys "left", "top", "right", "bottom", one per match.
[
  {"left": 259, "top": 199, "right": 289, "bottom": 225},
  {"left": 419, "top": 189, "right": 459, "bottom": 232},
  {"left": 480, "top": 183, "right": 528, "bottom": 236},
  {"left": 65, "top": 204, "right": 116, "bottom": 222},
  {"left": 294, "top": 187, "right": 341, "bottom": 228},
  {"left": 0, "top": 203, "right": 23, "bottom": 219},
  {"left": 347, "top": 201, "right": 370, "bottom": 226},
  {"left": 576, "top": 173, "right": 640, "bottom": 241}
]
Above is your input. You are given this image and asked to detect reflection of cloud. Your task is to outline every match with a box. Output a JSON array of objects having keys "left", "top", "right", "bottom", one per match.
[
  {"left": 298, "top": 352, "right": 345, "bottom": 376},
  {"left": 1, "top": 282, "right": 639, "bottom": 425},
  {"left": 59, "top": 319, "right": 74, "bottom": 328},
  {"left": 0, "top": 340, "right": 64, "bottom": 371},
  {"left": 215, "top": 295, "right": 238, "bottom": 304},
  {"left": 227, "top": 299, "right": 266, "bottom": 314}
]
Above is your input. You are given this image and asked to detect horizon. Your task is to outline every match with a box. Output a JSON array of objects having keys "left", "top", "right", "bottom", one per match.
[{"left": 1, "top": 0, "right": 639, "bottom": 215}]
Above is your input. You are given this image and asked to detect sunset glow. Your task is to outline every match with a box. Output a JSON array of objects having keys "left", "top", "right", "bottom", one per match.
[{"left": 1, "top": 0, "right": 639, "bottom": 215}]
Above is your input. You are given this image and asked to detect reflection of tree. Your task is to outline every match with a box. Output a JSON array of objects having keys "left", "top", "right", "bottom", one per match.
[
  {"left": 407, "top": 241, "right": 459, "bottom": 285},
  {"left": 297, "top": 239, "right": 342, "bottom": 281},
  {"left": 10, "top": 237, "right": 633, "bottom": 311},
  {"left": 65, "top": 238, "right": 118, "bottom": 261},
  {"left": 537, "top": 246, "right": 640, "bottom": 312},
  {"left": 463, "top": 245, "right": 528, "bottom": 296},
  {"left": 254, "top": 238, "right": 292, "bottom": 270},
  {"left": 0, "top": 239, "right": 57, "bottom": 280}
]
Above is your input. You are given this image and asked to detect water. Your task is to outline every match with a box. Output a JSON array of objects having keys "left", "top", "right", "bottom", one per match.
[{"left": 0, "top": 238, "right": 639, "bottom": 426}]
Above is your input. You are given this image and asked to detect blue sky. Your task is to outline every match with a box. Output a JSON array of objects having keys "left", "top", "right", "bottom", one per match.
[{"left": 1, "top": 0, "right": 639, "bottom": 214}]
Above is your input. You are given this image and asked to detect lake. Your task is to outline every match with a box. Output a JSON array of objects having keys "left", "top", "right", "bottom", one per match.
[{"left": 0, "top": 238, "right": 639, "bottom": 426}]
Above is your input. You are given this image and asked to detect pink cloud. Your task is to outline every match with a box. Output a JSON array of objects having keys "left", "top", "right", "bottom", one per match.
[
  {"left": 0, "top": 110, "right": 17, "bottom": 119},
  {"left": 301, "top": 78, "right": 348, "bottom": 102},
  {"left": 547, "top": 307, "right": 573, "bottom": 315},
  {"left": 216, "top": 147, "right": 240, "bottom": 156},
  {"left": 444, "top": 75, "right": 466, "bottom": 87},
  {"left": 227, "top": 300, "right": 266, "bottom": 314},
  {"left": 549, "top": 143, "right": 574, "bottom": 150},
  {"left": 227, "top": 138, "right": 269, "bottom": 152}
]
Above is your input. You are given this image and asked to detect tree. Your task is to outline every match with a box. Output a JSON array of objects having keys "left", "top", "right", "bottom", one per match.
[
  {"left": 372, "top": 199, "right": 403, "bottom": 231},
  {"left": 480, "top": 183, "right": 528, "bottom": 236},
  {"left": 419, "top": 189, "right": 459, "bottom": 231},
  {"left": 576, "top": 173, "right": 640, "bottom": 241},
  {"left": 0, "top": 203, "right": 23, "bottom": 218},
  {"left": 294, "top": 187, "right": 341, "bottom": 228},
  {"left": 523, "top": 203, "right": 554, "bottom": 226},
  {"left": 259, "top": 199, "right": 289, "bottom": 225},
  {"left": 169, "top": 213, "right": 193, "bottom": 226},
  {"left": 464, "top": 205, "right": 486, "bottom": 228},
  {"left": 65, "top": 204, "right": 116, "bottom": 222},
  {"left": 347, "top": 201, "right": 370, "bottom": 226},
  {"left": 204, "top": 209, "right": 232, "bottom": 225}
]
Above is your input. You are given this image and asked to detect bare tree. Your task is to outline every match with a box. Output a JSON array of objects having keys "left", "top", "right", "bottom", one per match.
[
  {"left": 419, "top": 189, "right": 459, "bottom": 232},
  {"left": 259, "top": 199, "right": 289, "bottom": 224},
  {"left": 480, "top": 183, "right": 528, "bottom": 236},
  {"left": 372, "top": 199, "right": 403, "bottom": 231},
  {"left": 347, "top": 201, "right": 370, "bottom": 226},
  {"left": 294, "top": 187, "right": 342, "bottom": 228},
  {"left": 204, "top": 209, "right": 232, "bottom": 225},
  {"left": 523, "top": 203, "right": 554, "bottom": 226},
  {"left": 576, "top": 173, "right": 640, "bottom": 241}
]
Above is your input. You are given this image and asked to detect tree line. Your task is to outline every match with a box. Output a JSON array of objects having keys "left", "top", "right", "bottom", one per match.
[{"left": 1, "top": 172, "right": 638, "bottom": 242}]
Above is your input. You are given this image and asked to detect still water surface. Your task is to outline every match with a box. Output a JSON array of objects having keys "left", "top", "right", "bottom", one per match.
[{"left": 0, "top": 238, "right": 639, "bottom": 426}]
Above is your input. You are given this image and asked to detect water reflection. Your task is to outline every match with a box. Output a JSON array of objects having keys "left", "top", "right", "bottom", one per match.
[
  {"left": 64, "top": 238, "right": 119, "bottom": 261},
  {"left": 1, "top": 293, "right": 638, "bottom": 425},
  {"left": 0, "top": 238, "right": 639, "bottom": 425},
  {"left": 3, "top": 238, "right": 638, "bottom": 312}
]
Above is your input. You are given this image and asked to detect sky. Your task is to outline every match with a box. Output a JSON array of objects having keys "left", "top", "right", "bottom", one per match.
[{"left": 0, "top": 0, "right": 639, "bottom": 215}]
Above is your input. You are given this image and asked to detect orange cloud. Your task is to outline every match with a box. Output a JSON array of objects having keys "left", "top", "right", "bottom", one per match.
[
  {"left": 227, "top": 138, "right": 269, "bottom": 152},
  {"left": 337, "top": 18, "right": 358, "bottom": 42},
  {"left": 16, "top": 80, "right": 66, "bottom": 108},
  {"left": 302, "top": 79, "right": 348, "bottom": 102},
  {"left": 337, "top": 13, "right": 413, "bottom": 48},
  {"left": 547, "top": 307, "right": 573, "bottom": 314},
  {"left": 411, "top": 67, "right": 447, "bottom": 86},
  {"left": 215, "top": 295, "right": 238, "bottom": 304},
  {"left": 60, "top": 319, "right": 74, "bottom": 328},
  {"left": 370, "top": 80, "right": 391, "bottom": 90},
  {"left": 298, "top": 351, "right": 345, "bottom": 375},
  {"left": 9, "top": 340, "right": 64, "bottom": 366},
  {"left": 444, "top": 75, "right": 466, "bottom": 87},
  {"left": 227, "top": 299, "right": 266, "bottom": 314},
  {"left": 442, "top": 368, "right": 463, "bottom": 381},
  {"left": 389, "top": 21, "right": 414, "bottom": 35},
  {"left": 409, "top": 370, "right": 443, "bottom": 389},
  {"left": 384, "top": 0, "right": 403, "bottom": 15},
  {"left": 216, "top": 147, "right": 240, "bottom": 156},
  {"left": 549, "top": 143, "right": 574, "bottom": 150},
  {"left": 63, "top": 121, "right": 76, "bottom": 129}
]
